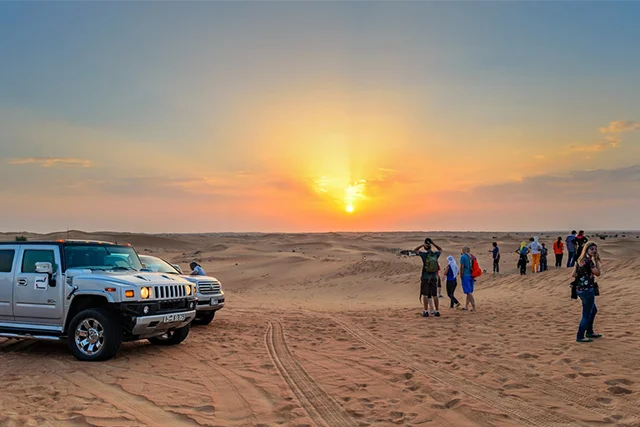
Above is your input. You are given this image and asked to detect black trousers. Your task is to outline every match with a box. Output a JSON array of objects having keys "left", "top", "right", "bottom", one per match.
[
  {"left": 446, "top": 280, "right": 460, "bottom": 308},
  {"left": 493, "top": 259, "right": 499, "bottom": 273},
  {"left": 555, "top": 253, "right": 563, "bottom": 267},
  {"left": 518, "top": 258, "right": 527, "bottom": 275}
]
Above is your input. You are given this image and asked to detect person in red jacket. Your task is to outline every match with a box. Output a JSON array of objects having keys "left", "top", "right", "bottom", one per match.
[
  {"left": 553, "top": 237, "right": 564, "bottom": 268},
  {"left": 575, "top": 230, "right": 589, "bottom": 259}
]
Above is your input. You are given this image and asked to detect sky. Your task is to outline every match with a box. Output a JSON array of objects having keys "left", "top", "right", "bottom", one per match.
[{"left": 1, "top": 2, "right": 639, "bottom": 233}]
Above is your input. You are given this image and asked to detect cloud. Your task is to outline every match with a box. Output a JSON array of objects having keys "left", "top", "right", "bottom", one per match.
[
  {"left": 604, "top": 135, "right": 622, "bottom": 147},
  {"left": 8, "top": 157, "right": 94, "bottom": 168},
  {"left": 599, "top": 120, "right": 640, "bottom": 134},
  {"left": 471, "top": 164, "right": 640, "bottom": 204},
  {"left": 571, "top": 120, "right": 638, "bottom": 153},
  {"left": 570, "top": 142, "right": 612, "bottom": 152}
]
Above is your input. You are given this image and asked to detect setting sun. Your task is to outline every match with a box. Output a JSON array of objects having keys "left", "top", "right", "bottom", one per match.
[{"left": 345, "top": 204, "right": 355, "bottom": 213}]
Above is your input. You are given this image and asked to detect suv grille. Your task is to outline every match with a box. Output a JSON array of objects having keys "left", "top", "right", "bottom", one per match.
[
  {"left": 153, "top": 284, "right": 187, "bottom": 300},
  {"left": 198, "top": 282, "right": 221, "bottom": 295}
]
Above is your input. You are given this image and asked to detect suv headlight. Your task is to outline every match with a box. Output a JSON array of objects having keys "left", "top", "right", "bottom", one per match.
[
  {"left": 140, "top": 287, "right": 151, "bottom": 299},
  {"left": 185, "top": 284, "right": 192, "bottom": 296}
]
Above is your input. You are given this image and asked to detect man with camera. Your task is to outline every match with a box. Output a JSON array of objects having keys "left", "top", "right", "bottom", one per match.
[{"left": 414, "top": 238, "right": 443, "bottom": 317}]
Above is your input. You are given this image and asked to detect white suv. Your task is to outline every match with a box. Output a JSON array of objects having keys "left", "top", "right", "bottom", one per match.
[
  {"left": 139, "top": 255, "right": 225, "bottom": 325},
  {"left": 0, "top": 241, "right": 197, "bottom": 361}
]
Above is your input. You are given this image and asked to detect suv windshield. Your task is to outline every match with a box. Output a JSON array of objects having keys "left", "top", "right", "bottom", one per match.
[
  {"left": 64, "top": 245, "right": 143, "bottom": 271},
  {"left": 139, "top": 255, "right": 180, "bottom": 274}
]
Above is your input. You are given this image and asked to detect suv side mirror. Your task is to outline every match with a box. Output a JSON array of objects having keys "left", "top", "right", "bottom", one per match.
[
  {"left": 35, "top": 262, "right": 53, "bottom": 274},
  {"left": 172, "top": 264, "right": 184, "bottom": 274},
  {"left": 35, "top": 262, "right": 56, "bottom": 287}
]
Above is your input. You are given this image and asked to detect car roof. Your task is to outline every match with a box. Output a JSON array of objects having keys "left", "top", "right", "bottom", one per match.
[{"left": 0, "top": 240, "right": 130, "bottom": 247}]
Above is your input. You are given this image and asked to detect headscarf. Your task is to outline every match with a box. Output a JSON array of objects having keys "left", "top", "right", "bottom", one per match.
[
  {"left": 447, "top": 255, "right": 459, "bottom": 277},
  {"left": 519, "top": 241, "right": 527, "bottom": 251},
  {"left": 533, "top": 236, "right": 539, "bottom": 243}
]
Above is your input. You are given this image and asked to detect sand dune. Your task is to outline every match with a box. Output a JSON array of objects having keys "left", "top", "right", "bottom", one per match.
[{"left": 1, "top": 231, "right": 639, "bottom": 426}]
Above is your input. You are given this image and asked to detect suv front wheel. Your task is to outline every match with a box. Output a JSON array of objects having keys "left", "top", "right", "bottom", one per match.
[
  {"left": 67, "top": 308, "right": 122, "bottom": 361},
  {"left": 195, "top": 311, "right": 215, "bottom": 325},
  {"left": 148, "top": 324, "right": 190, "bottom": 346}
]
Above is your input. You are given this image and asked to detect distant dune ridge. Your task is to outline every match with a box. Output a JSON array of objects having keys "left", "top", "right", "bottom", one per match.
[{"left": 1, "top": 230, "right": 639, "bottom": 426}]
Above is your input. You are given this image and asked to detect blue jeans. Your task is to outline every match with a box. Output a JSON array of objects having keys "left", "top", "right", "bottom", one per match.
[
  {"left": 577, "top": 288, "right": 597, "bottom": 340},
  {"left": 567, "top": 251, "right": 576, "bottom": 267}
]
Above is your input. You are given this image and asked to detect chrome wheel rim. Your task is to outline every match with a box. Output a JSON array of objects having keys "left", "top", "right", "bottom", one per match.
[{"left": 75, "top": 318, "right": 105, "bottom": 356}]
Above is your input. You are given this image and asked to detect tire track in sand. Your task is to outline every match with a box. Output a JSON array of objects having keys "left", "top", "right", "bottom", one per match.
[
  {"left": 331, "top": 316, "right": 588, "bottom": 427},
  {"left": 60, "top": 371, "right": 195, "bottom": 426},
  {"left": 265, "top": 321, "right": 356, "bottom": 427}
]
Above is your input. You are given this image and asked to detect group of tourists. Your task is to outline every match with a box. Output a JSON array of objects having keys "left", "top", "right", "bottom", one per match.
[
  {"left": 413, "top": 232, "right": 603, "bottom": 344},
  {"left": 414, "top": 238, "right": 478, "bottom": 318},
  {"left": 514, "top": 230, "right": 589, "bottom": 275}
]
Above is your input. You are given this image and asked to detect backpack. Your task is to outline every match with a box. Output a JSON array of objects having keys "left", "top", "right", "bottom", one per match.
[
  {"left": 422, "top": 251, "right": 439, "bottom": 273},
  {"left": 470, "top": 254, "right": 482, "bottom": 278}
]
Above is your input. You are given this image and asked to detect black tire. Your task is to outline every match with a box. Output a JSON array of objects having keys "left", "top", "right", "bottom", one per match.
[
  {"left": 67, "top": 308, "right": 122, "bottom": 361},
  {"left": 148, "top": 323, "right": 190, "bottom": 346},
  {"left": 195, "top": 311, "right": 216, "bottom": 325}
]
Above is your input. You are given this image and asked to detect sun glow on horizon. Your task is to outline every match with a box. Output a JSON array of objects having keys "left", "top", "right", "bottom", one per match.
[{"left": 312, "top": 175, "right": 368, "bottom": 214}]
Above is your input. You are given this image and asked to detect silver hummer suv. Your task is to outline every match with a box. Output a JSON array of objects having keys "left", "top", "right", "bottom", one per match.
[
  {"left": 0, "top": 240, "right": 197, "bottom": 361},
  {"left": 139, "top": 255, "right": 225, "bottom": 325}
]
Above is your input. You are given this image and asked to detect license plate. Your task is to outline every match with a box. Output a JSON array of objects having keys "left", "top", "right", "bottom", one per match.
[
  {"left": 210, "top": 298, "right": 218, "bottom": 306},
  {"left": 163, "top": 314, "right": 186, "bottom": 323}
]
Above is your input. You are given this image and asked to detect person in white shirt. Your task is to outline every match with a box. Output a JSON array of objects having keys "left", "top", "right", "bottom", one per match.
[
  {"left": 527, "top": 236, "right": 542, "bottom": 273},
  {"left": 190, "top": 262, "right": 206, "bottom": 276}
]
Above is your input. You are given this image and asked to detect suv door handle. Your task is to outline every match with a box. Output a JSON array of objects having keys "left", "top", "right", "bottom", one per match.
[{"left": 17, "top": 278, "right": 28, "bottom": 286}]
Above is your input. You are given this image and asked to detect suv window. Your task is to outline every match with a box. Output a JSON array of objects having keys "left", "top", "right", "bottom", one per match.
[
  {"left": 21, "top": 250, "right": 56, "bottom": 273},
  {"left": 0, "top": 250, "right": 15, "bottom": 273}
]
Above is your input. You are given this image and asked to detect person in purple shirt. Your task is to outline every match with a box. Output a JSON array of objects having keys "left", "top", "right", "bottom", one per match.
[{"left": 566, "top": 230, "right": 577, "bottom": 268}]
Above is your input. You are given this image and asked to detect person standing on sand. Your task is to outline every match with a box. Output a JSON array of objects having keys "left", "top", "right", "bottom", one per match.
[
  {"left": 516, "top": 242, "right": 529, "bottom": 275},
  {"left": 460, "top": 247, "right": 476, "bottom": 311},
  {"left": 490, "top": 242, "right": 500, "bottom": 274},
  {"left": 443, "top": 255, "right": 461, "bottom": 309},
  {"left": 573, "top": 242, "right": 602, "bottom": 343},
  {"left": 553, "top": 237, "right": 564, "bottom": 268},
  {"left": 528, "top": 236, "right": 542, "bottom": 273},
  {"left": 575, "top": 230, "right": 589, "bottom": 259},
  {"left": 190, "top": 261, "right": 206, "bottom": 276},
  {"left": 414, "top": 238, "right": 443, "bottom": 317},
  {"left": 540, "top": 243, "right": 549, "bottom": 272},
  {"left": 566, "top": 230, "right": 577, "bottom": 267}
]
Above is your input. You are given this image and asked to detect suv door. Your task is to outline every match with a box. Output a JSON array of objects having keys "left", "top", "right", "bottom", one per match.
[
  {"left": 0, "top": 246, "right": 18, "bottom": 321},
  {"left": 14, "top": 246, "right": 64, "bottom": 326}
]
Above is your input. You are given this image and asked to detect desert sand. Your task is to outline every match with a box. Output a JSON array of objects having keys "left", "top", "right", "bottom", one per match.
[{"left": 1, "top": 230, "right": 639, "bottom": 427}]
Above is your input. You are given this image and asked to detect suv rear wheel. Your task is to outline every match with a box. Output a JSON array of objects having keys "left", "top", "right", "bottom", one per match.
[
  {"left": 148, "top": 324, "right": 190, "bottom": 346},
  {"left": 67, "top": 308, "right": 122, "bottom": 361}
]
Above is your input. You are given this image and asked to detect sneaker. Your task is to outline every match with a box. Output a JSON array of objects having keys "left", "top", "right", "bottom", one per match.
[
  {"left": 586, "top": 333, "right": 603, "bottom": 339},
  {"left": 434, "top": 311, "right": 441, "bottom": 317},
  {"left": 455, "top": 302, "right": 461, "bottom": 308},
  {"left": 576, "top": 338, "right": 593, "bottom": 343},
  {"left": 422, "top": 311, "right": 429, "bottom": 317}
]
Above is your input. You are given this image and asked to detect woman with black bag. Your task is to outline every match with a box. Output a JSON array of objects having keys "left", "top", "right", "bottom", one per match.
[{"left": 573, "top": 242, "right": 602, "bottom": 343}]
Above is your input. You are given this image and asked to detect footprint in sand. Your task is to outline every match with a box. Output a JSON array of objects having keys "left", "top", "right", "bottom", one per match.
[
  {"left": 516, "top": 353, "right": 539, "bottom": 360},
  {"left": 605, "top": 379, "right": 634, "bottom": 386},
  {"left": 445, "top": 398, "right": 461, "bottom": 409},
  {"left": 608, "top": 386, "right": 633, "bottom": 395}
]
